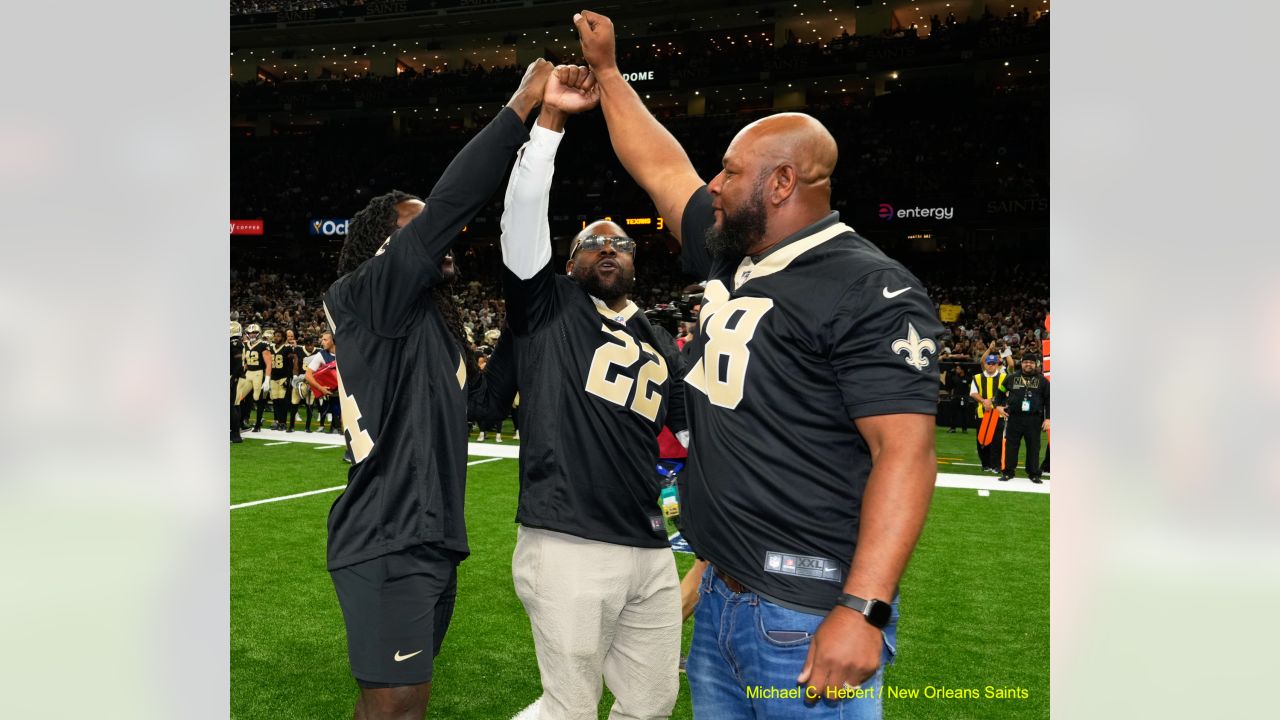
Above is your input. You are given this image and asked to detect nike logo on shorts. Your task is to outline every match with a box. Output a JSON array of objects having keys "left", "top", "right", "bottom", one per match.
[{"left": 394, "top": 649, "right": 424, "bottom": 662}]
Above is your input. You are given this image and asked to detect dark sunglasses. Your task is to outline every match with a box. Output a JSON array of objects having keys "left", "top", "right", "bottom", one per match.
[{"left": 571, "top": 234, "right": 636, "bottom": 257}]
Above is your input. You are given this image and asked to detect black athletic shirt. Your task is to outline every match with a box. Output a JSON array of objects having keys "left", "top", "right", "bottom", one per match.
[
  {"left": 678, "top": 185, "right": 943, "bottom": 613},
  {"left": 269, "top": 343, "right": 291, "bottom": 379},
  {"left": 501, "top": 262, "right": 687, "bottom": 548},
  {"left": 230, "top": 338, "right": 245, "bottom": 378},
  {"left": 242, "top": 341, "right": 269, "bottom": 372},
  {"left": 322, "top": 107, "right": 529, "bottom": 571}
]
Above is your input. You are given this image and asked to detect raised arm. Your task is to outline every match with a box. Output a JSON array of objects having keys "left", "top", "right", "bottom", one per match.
[
  {"left": 499, "top": 65, "right": 596, "bottom": 281},
  {"left": 399, "top": 58, "right": 554, "bottom": 272},
  {"left": 574, "top": 10, "right": 704, "bottom": 243}
]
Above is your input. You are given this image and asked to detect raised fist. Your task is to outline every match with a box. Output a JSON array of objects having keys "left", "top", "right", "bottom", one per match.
[
  {"left": 506, "top": 58, "right": 555, "bottom": 121},
  {"left": 573, "top": 10, "right": 617, "bottom": 72},
  {"left": 545, "top": 65, "right": 600, "bottom": 115}
]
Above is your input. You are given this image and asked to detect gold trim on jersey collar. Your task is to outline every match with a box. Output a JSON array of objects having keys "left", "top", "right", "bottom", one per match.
[
  {"left": 591, "top": 296, "right": 639, "bottom": 323},
  {"left": 732, "top": 222, "right": 854, "bottom": 290}
]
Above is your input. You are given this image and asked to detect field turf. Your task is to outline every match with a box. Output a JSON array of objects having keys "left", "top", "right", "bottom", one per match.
[{"left": 231, "top": 426, "right": 1048, "bottom": 718}]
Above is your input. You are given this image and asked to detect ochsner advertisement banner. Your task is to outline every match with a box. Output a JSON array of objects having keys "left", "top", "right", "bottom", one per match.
[{"left": 309, "top": 218, "right": 349, "bottom": 237}]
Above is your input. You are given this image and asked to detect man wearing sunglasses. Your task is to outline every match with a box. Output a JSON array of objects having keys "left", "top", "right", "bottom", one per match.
[{"left": 492, "top": 64, "right": 687, "bottom": 720}]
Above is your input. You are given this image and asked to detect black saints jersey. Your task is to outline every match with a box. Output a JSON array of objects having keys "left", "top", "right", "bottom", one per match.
[
  {"left": 997, "top": 371, "right": 1049, "bottom": 420},
  {"left": 322, "top": 107, "right": 530, "bottom": 570},
  {"left": 269, "top": 343, "right": 292, "bottom": 379},
  {"left": 678, "top": 186, "right": 943, "bottom": 613},
  {"left": 242, "top": 341, "right": 270, "bottom": 373},
  {"left": 230, "top": 338, "right": 245, "bottom": 378},
  {"left": 501, "top": 263, "right": 687, "bottom": 548}
]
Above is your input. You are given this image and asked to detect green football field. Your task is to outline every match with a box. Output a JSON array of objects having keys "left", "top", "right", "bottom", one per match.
[{"left": 231, "top": 426, "right": 1048, "bottom": 719}]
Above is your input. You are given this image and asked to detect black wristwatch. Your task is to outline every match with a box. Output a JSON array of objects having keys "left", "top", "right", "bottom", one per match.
[{"left": 835, "top": 593, "right": 891, "bottom": 629}]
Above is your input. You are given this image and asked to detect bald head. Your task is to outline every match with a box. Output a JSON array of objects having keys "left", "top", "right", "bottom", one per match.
[
  {"left": 707, "top": 113, "right": 839, "bottom": 256},
  {"left": 732, "top": 113, "right": 838, "bottom": 193}
]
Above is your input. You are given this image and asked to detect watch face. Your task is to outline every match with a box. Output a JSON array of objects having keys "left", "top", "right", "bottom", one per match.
[{"left": 866, "top": 600, "right": 892, "bottom": 629}]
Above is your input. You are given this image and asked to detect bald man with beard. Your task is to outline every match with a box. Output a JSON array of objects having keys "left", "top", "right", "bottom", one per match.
[{"left": 575, "top": 12, "right": 944, "bottom": 719}]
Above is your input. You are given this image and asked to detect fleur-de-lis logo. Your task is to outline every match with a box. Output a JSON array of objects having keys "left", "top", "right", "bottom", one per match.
[{"left": 892, "top": 322, "right": 936, "bottom": 371}]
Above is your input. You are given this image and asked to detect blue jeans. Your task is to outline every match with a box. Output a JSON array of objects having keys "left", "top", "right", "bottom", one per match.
[{"left": 686, "top": 569, "right": 898, "bottom": 720}]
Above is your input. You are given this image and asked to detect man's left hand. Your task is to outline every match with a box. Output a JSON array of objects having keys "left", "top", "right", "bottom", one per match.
[{"left": 797, "top": 605, "right": 882, "bottom": 701}]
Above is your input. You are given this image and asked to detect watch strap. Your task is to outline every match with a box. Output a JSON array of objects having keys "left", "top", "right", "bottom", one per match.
[{"left": 835, "top": 592, "right": 889, "bottom": 629}]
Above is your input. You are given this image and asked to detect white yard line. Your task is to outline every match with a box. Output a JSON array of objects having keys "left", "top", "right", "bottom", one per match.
[
  {"left": 263, "top": 441, "right": 291, "bottom": 446},
  {"left": 230, "top": 485, "right": 347, "bottom": 510},
  {"left": 936, "top": 472, "right": 1050, "bottom": 495},
  {"left": 231, "top": 457, "right": 511, "bottom": 510},
  {"left": 468, "top": 457, "right": 504, "bottom": 468}
]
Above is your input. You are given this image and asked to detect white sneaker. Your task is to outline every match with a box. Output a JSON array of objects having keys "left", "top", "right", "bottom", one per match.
[
  {"left": 477, "top": 432, "right": 486, "bottom": 442},
  {"left": 496, "top": 434, "right": 503, "bottom": 443},
  {"left": 513, "top": 431, "right": 520, "bottom": 440}
]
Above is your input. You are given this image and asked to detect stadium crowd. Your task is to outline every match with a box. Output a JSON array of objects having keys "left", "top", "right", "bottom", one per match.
[
  {"left": 232, "top": 12, "right": 1046, "bottom": 105},
  {"left": 231, "top": 249, "right": 1048, "bottom": 376},
  {"left": 231, "top": 0, "right": 356, "bottom": 15}
]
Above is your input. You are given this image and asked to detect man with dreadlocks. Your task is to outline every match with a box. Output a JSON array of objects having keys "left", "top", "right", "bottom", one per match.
[{"left": 321, "top": 59, "right": 552, "bottom": 720}]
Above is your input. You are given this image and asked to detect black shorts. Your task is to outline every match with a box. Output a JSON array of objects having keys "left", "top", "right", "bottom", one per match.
[{"left": 330, "top": 543, "right": 460, "bottom": 688}]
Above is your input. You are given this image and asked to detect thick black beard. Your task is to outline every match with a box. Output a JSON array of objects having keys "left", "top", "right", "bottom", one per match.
[
  {"left": 573, "top": 264, "right": 635, "bottom": 303},
  {"left": 705, "top": 185, "right": 768, "bottom": 258}
]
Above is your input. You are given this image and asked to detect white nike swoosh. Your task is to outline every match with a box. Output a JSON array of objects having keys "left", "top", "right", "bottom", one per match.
[
  {"left": 394, "top": 649, "right": 424, "bottom": 662},
  {"left": 882, "top": 286, "right": 912, "bottom": 299}
]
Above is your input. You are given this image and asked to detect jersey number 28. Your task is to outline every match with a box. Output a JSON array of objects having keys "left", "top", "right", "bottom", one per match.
[{"left": 684, "top": 281, "right": 774, "bottom": 410}]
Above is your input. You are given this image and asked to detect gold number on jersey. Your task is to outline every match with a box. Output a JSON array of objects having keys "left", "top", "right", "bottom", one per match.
[
  {"left": 336, "top": 367, "right": 375, "bottom": 463},
  {"left": 584, "top": 325, "right": 669, "bottom": 422},
  {"left": 244, "top": 350, "right": 259, "bottom": 367},
  {"left": 273, "top": 352, "right": 284, "bottom": 370},
  {"left": 685, "top": 281, "right": 774, "bottom": 409}
]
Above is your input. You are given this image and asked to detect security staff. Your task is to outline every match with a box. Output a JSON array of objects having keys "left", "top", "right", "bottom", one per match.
[
  {"left": 969, "top": 353, "right": 1007, "bottom": 473},
  {"left": 996, "top": 352, "right": 1050, "bottom": 483}
]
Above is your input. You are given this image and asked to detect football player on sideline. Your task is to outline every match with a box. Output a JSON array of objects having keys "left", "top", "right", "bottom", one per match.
[
  {"left": 235, "top": 323, "right": 271, "bottom": 432},
  {"left": 488, "top": 64, "right": 688, "bottom": 720},
  {"left": 285, "top": 329, "right": 306, "bottom": 432},
  {"left": 575, "top": 12, "right": 943, "bottom": 719},
  {"left": 268, "top": 329, "right": 297, "bottom": 431},
  {"left": 230, "top": 321, "right": 244, "bottom": 443},
  {"left": 321, "top": 59, "right": 552, "bottom": 720}
]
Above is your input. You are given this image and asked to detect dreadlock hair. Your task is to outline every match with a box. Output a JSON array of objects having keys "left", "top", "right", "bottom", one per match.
[
  {"left": 434, "top": 284, "right": 481, "bottom": 380},
  {"left": 338, "top": 189, "right": 479, "bottom": 379},
  {"left": 338, "top": 190, "right": 420, "bottom": 276}
]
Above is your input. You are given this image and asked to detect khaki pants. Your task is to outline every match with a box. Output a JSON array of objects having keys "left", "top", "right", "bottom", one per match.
[
  {"left": 235, "top": 370, "right": 264, "bottom": 403},
  {"left": 513, "top": 526, "right": 680, "bottom": 720},
  {"left": 268, "top": 377, "right": 288, "bottom": 400}
]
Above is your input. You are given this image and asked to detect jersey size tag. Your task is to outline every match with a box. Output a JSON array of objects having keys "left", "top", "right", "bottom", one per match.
[{"left": 764, "top": 551, "right": 845, "bottom": 583}]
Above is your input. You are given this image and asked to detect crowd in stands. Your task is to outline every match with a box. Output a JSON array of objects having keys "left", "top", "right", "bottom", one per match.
[
  {"left": 231, "top": 5, "right": 1048, "bottom": 357},
  {"left": 231, "top": 244, "right": 1047, "bottom": 369},
  {"left": 230, "top": 239, "right": 697, "bottom": 351},
  {"left": 233, "top": 11, "right": 1046, "bottom": 107},
  {"left": 231, "top": 0, "right": 357, "bottom": 15}
]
